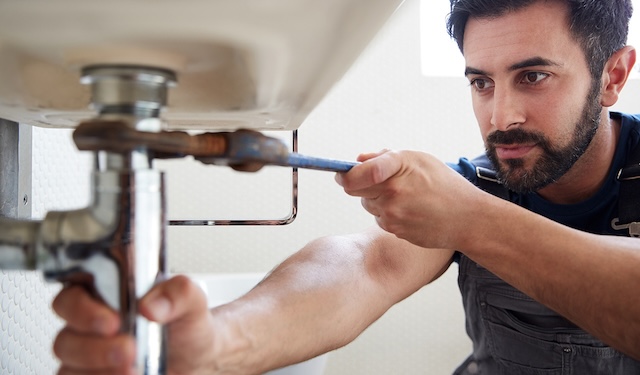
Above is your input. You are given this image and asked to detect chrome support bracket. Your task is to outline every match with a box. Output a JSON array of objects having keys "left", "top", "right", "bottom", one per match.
[{"left": 0, "top": 119, "right": 32, "bottom": 220}]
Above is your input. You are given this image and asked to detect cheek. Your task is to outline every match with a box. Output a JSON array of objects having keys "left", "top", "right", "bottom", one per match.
[
  {"left": 537, "top": 94, "right": 583, "bottom": 140},
  {"left": 541, "top": 77, "right": 594, "bottom": 127},
  {"left": 471, "top": 97, "right": 493, "bottom": 141}
]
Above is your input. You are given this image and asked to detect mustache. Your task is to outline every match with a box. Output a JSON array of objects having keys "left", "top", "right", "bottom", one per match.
[{"left": 486, "top": 128, "right": 546, "bottom": 145}]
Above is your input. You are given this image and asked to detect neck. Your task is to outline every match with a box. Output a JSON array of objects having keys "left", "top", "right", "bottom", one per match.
[{"left": 537, "top": 112, "right": 620, "bottom": 204}]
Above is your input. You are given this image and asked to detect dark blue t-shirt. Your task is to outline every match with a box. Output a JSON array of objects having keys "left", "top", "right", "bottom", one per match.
[{"left": 448, "top": 111, "right": 640, "bottom": 236}]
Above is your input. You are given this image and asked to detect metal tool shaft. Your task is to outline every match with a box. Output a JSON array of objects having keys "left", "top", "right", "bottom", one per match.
[{"left": 285, "top": 153, "right": 357, "bottom": 172}]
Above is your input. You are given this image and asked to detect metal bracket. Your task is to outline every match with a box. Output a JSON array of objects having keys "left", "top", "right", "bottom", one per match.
[
  {"left": 168, "top": 130, "right": 299, "bottom": 226},
  {"left": 0, "top": 119, "right": 32, "bottom": 219}
]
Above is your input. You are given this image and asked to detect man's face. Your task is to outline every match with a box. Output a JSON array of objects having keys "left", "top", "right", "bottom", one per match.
[{"left": 462, "top": 1, "right": 603, "bottom": 193}]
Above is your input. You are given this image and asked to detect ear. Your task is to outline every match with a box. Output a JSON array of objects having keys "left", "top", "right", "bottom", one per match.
[{"left": 600, "top": 46, "right": 636, "bottom": 107}]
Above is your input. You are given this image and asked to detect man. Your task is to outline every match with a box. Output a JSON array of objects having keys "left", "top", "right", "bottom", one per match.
[{"left": 52, "top": 0, "right": 640, "bottom": 374}]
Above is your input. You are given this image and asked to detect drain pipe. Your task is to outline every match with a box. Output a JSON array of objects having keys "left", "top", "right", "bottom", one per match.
[{"left": 0, "top": 65, "right": 175, "bottom": 374}]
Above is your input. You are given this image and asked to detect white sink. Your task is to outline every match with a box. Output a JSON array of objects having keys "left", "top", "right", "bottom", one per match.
[
  {"left": 189, "top": 273, "right": 328, "bottom": 375},
  {"left": 0, "top": 0, "right": 403, "bottom": 131}
]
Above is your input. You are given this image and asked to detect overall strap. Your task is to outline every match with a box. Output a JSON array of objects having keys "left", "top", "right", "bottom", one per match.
[
  {"left": 470, "top": 154, "right": 510, "bottom": 200},
  {"left": 471, "top": 145, "right": 640, "bottom": 238},
  {"left": 616, "top": 141, "right": 640, "bottom": 237}
]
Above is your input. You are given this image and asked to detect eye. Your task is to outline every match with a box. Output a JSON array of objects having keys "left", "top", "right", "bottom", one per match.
[
  {"left": 469, "top": 78, "right": 495, "bottom": 91},
  {"left": 522, "top": 72, "right": 549, "bottom": 84}
]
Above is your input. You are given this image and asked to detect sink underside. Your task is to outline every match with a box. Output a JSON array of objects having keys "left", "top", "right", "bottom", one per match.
[{"left": 0, "top": 0, "right": 404, "bottom": 131}]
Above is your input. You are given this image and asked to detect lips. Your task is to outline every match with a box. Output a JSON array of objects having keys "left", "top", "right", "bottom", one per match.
[{"left": 495, "top": 144, "right": 536, "bottom": 159}]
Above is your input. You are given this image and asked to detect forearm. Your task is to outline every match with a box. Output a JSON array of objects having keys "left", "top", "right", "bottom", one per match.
[
  {"left": 461, "top": 192, "right": 640, "bottom": 360},
  {"left": 211, "top": 237, "right": 382, "bottom": 373},
  {"left": 209, "top": 229, "right": 452, "bottom": 374}
]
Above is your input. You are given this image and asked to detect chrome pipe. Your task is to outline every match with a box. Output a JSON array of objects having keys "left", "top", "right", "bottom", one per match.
[
  {"left": 0, "top": 218, "right": 39, "bottom": 269},
  {"left": 0, "top": 162, "right": 167, "bottom": 373},
  {"left": 0, "top": 65, "right": 174, "bottom": 374},
  {"left": 83, "top": 66, "right": 170, "bottom": 374},
  {"left": 79, "top": 65, "right": 171, "bottom": 375}
]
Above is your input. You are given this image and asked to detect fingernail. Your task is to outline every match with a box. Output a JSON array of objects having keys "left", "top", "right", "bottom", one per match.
[{"left": 147, "top": 296, "right": 171, "bottom": 322}]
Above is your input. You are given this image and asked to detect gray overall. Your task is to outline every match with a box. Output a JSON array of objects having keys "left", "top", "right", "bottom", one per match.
[
  {"left": 454, "top": 253, "right": 640, "bottom": 374},
  {"left": 453, "top": 149, "right": 640, "bottom": 375}
]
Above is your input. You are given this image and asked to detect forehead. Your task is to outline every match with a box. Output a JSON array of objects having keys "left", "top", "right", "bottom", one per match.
[{"left": 462, "top": 1, "right": 585, "bottom": 72}]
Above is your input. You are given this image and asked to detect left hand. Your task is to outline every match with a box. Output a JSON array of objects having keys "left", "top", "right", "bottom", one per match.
[
  {"left": 335, "top": 149, "right": 485, "bottom": 250},
  {"left": 53, "top": 275, "right": 221, "bottom": 375}
]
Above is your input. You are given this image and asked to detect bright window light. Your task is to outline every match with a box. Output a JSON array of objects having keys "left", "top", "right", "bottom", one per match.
[{"left": 420, "top": 0, "right": 640, "bottom": 78}]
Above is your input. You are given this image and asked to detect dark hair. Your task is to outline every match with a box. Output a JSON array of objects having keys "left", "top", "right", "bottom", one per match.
[{"left": 446, "top": 0, "right": 633, "bottom": 79}]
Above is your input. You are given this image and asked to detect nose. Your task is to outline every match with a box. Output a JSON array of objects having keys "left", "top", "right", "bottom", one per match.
[{"left": 490, "top": 86, "right": 526, "bottom": 131}]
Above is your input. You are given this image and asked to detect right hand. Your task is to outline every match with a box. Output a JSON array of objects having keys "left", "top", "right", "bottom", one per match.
[
  {"left": 336, "top": 149, "right": 486, "bottom": 251},
  {"left": 52, "top": 275, "right": 218, "bottom": 375}
]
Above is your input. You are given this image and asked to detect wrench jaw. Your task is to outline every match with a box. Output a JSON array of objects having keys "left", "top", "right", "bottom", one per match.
[{"left": 194, "top": 129, "right": 290, "bottom": 172}]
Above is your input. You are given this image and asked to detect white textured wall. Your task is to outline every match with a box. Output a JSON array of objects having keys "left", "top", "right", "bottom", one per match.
[
  {"left": 2, "top": 0, "right": 638, "bottom": 374},
  {"left": 0, "top": 126, "right": 91, "bottom": 374}
]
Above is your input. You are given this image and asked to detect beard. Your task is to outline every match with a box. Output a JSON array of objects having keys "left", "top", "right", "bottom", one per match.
[{"left": 485, "top": 79, "right": 602, "bottom": 194}]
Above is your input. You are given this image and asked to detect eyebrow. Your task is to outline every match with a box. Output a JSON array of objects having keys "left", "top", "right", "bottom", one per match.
[{"left": 464, "top": 56, "right": 562, "bottom": 76}]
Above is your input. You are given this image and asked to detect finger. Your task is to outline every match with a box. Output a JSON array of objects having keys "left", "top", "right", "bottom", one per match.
[
  {"left": 339, "top": 152, "right": 403, "bottom": 192},
  {"left": 230, "top": 162, "right": 264, "bottom": 172},
  {"left": 336, "top": 149, "right": 393, "bottom": 186},
  {"left": 356, "top": 149, "right": 391, "bottom": 162},
  {"left": 53, "top": 327, "right": 136, "bottom": 370},
  {"left": 336, "top": 174, "right": 385, "bottom": 199},
  {"left": 373, "top": 214, "right": 391, "bottom": 234},
  {"left": 337, "top": 170, "right": 386, "bottom": 198},
  {"left": 52, "top": 286, "right": 120, "bottom": 335},
  {"left": 361, "top": 197, "right": 380, "bottom": 217},
  {"left": 139, "top": 275, "right": 208, "bottom": 324}
]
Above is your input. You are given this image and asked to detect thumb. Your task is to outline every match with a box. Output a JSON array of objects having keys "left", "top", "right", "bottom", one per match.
[
  {"left": 139, "top": 275, "right": 208, "bottom": 323},
  {"left": 338, "top": 150, "right": 404, "bottom": 191}
]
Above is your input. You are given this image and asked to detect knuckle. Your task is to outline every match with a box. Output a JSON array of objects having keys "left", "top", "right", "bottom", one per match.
[
  {"left": 342, "top": 186, "right": 357, "bottom": 196},
  {"left": 360, "top": 197, "right": 372, "bottom": 211},
  {"left": 52, "top": 286, "right": 78, "bottom": 317},
  {"left": 168, "top": 274, "right": 195, "bottom": 296},
  {"left": 376, "top": 217, "right": 390, "bottom": 232},
  {"left": 369, "top": 162, "right": 387, "bottom": 185},
  {"left": 168, "top": 274, "right": 206, "bottom": 304}
]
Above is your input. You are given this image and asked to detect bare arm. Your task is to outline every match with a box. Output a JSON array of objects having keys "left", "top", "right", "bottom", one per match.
[
  {"left": 209, "top": 227, "right": 454, "bottom": 373},
  {"left": 52, "top": 226, "right": 453, "bottom": 374},
  {"left": 460, "top": 192, "right": 640, "bottom": 360},
  {"left": 338, "top": 149, "right": 640, "bottom": 360}
]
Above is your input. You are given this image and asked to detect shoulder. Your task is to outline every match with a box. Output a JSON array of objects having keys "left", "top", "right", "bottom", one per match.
[
  {"left": 448, "top": 155, "right": 511, "bottom": 199},
  {"left": 614, "top": 112, "right": 640, "bottom": 155},
  {"left": 447, "top": 156, "right": 482, "bottom": 183},
  {"left": 447, "top": 154, "right": 500, "bottom": 182},
  {"left": 616, "top": 112, "right": 640, "bottom": 134}
]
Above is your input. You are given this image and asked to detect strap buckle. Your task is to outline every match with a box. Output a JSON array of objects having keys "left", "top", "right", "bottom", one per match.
[
  {"left": 611, "top": 218, "right": 640, "bottom": 238},
  {"left": 617, "top": 163, "right": 640, "bottom": 181},
  {"left": 475, "top": 166, "right": 499, "bottom": 183}
]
